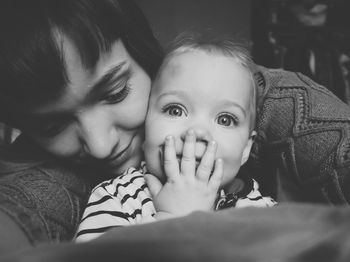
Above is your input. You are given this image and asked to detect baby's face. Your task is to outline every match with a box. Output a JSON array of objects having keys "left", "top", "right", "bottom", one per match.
[{"left": 144, "top": 50, "right": 254, "bottom": 189}]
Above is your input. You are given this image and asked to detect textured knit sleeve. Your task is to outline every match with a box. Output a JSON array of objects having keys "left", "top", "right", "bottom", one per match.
[
  {"left": 75, "top": 167, "right": 156, "bottom": 242},
  {"left": 0, "top": 162, "right": 91, "bottom": 246},
  {"left": 252, "top": 67, "right": 350, "bottom": 204}
]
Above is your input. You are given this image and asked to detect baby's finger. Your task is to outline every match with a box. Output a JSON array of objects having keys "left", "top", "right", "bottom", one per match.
[
  {"left": 196, "top": 140, "right": 217, "bottom": 182},
  {"left": 163, "top": 135, "right": 179, "bottom": 179},
  {"left": 180, "top": 129, "right": 196, "bottom": 176},
  {"left": 208, "top": 158, "right": 224, "bottom": 190}
]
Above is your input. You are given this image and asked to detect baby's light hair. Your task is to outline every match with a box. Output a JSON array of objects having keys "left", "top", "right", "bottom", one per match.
[{"left": 157, "top": 31, "right": 257, "bottom": 131}]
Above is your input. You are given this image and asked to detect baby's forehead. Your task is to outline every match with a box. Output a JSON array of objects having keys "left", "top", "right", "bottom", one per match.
[
  {"left": 158, "top": 49, "right": 253, "bottom": 84},
  {"left": 165, "top": 48, "right": 250, "bottom": 70},
  {"left": 154, "top": 50, "right": 254, "bottom": 92},
  {"left": 158, "top": 50, "right": 213, "bottom": 76}
]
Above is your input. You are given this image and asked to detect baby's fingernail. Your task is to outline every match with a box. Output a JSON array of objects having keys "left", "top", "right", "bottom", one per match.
[
  {"left": 166, "top": 135, "right": 173, "bottom": 143},
  {"left": 187, "top": 129, "right": 194, "bottom": 135}
]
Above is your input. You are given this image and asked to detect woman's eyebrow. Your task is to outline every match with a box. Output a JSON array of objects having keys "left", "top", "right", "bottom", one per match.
[{"left": 87, "top": 61, "right": 130, "bottom": 98}]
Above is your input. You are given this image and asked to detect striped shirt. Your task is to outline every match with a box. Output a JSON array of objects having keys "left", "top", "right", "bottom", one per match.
[{"left": 75, "top": 162, "right": 276, "bottom": 242}]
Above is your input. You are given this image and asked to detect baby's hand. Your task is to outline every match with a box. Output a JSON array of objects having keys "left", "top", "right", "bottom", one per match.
[{"left": 145, "top": 129, "right": 223, "bottom": 219}]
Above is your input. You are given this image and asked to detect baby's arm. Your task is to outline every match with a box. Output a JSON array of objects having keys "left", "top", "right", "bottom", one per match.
[
  {"left": 145, "top": 130, "right": 224, "bottom": 220},
  {"left": 75, "top": 169, "right": 154, "bottom": 242},
  {"left": 75, "top": 185, "right": 129, "bottom": 242}
]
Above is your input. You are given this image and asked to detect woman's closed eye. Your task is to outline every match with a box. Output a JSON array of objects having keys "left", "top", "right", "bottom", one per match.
[
  {"left": 216, "top": 113, "right": 238, "bottom": 127},
  {"left": 102, "top": 82, "right": 131, "bottom": 104},
  {"left": 162, "top": 103, "right": 187, "bottom": 117}
]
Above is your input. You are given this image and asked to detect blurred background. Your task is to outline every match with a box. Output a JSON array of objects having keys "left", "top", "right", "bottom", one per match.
[
  {"left": 136, "top": 0, "right": 253, "bottom": 47},
  {"left": 1, "top": 0, "right": 349, "bottom": 145}
]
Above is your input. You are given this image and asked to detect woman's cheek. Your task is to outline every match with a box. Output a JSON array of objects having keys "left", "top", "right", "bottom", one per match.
[
  {"left": 111, "top": 98, "right": 149, "bottom": 129},
  {"left": 30, "top": 126, "right": 80, "bottom": 157}
]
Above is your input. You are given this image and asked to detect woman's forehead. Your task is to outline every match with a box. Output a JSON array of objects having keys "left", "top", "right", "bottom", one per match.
[{"left": 31, "top": 39, "right": 132, "bottom": 114}]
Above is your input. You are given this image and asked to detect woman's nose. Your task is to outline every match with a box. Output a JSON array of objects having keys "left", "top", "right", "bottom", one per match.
[{"left": 78, "top": 109, "right": 118, "bottom": 159}]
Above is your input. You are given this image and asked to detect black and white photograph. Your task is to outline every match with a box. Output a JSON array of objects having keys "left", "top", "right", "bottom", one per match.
[{"left": 0, "top": 0, "right": 349, "bottom": 261}]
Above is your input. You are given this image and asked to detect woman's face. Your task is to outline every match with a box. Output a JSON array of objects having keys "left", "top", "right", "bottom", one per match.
[{"left": 25, "top": 38, "right": 151, "bottom": 176}]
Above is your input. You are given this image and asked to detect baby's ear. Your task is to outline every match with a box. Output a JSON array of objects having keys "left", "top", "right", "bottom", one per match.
[{"left": 241, "top": 131, "right": 256, "bottom": 165}]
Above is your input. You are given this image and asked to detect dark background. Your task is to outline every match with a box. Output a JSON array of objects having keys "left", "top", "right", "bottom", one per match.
[
  {"left": 135, "top": 0, "right": 350, "bottom": 104},
  {"left": 135, "top": 0, "right": 253, "bottom": 47}
]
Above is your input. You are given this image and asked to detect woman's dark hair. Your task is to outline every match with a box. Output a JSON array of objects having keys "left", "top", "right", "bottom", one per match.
[{"left": 0, "top": 0, "right": 163, "bottom": 127}]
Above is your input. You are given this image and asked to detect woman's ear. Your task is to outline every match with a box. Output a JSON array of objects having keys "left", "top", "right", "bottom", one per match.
[{"left": 241, "top": 130, "right": 257, "bottom": 165}]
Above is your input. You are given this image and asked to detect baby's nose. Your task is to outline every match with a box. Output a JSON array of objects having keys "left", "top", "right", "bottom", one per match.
[
  {"left": 181, "top": 126, "right": 213, "bottom": 143},
  {"left": 192, "top": 127, "right": 213, "bottom": 143}
]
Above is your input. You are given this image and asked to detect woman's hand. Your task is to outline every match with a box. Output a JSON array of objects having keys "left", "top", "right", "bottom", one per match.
[{"left": 145, "top": 130, "right": 223, "bottom": 220}]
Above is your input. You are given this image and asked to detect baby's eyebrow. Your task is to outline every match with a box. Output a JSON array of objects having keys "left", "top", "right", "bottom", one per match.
[
  {"left": 220, "top": 100, "right": 247, "bottom": 118},
  {"left": 156, "top": 90, "right": 186, "bottom": 100}
]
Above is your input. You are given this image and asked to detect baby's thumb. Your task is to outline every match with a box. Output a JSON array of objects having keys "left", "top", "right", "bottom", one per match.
[{"left": 144, "top": 174, "right": 162, "bottom": 197}]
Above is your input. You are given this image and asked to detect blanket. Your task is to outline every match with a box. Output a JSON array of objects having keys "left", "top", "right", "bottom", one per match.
[{"left": 2, "top": 204, "right": 350, "bottom": 262}]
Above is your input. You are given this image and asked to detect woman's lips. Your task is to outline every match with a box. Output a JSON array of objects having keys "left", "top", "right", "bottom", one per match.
[{"left": 106, "top": 140, "right": 133, "bottom": 166}]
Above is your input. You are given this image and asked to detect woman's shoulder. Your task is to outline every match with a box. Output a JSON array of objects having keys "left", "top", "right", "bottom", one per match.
[
  {"left": 0, "top": 136, "right": 47, "bottom": 177},
  {"left": 0, "top": 135, "right": 91, "bottom": 188},
  {"left": 0, "top": 136, "right": 92, "bottom": 245},
  {"left": 0, "top": 163, "right": 92, "bottom": 246}
]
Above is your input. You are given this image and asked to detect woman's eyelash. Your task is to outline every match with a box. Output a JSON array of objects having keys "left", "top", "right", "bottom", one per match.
[{"left": 103, "top": 83, "right": 131, "bottom": 104}]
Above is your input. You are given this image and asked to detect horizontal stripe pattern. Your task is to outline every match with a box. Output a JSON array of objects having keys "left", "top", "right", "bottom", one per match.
[
  {"left": 75, "top": 163, "right": 156, "bottom": 242},
  {"left": 76, "top": 162, "right": 277, "bottom": 242}
]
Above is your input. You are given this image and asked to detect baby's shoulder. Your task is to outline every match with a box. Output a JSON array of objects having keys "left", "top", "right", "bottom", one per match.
[{"left": 92, "top": 166, "right": 146, "bottom": 195}]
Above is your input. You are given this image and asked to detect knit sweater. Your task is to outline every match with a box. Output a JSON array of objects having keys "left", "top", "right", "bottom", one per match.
[{"left": 251, "top": 66, "right": 350, "bottom": 204}]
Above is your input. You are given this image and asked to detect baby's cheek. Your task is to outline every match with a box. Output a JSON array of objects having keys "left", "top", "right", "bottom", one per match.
[
  {"left": 143, "top": 138, "right": 160, "bottom": 166},
  {"left": 221, "top": 154, "right": 242, "bottom": 182},
  {"left": 145, "top": 148, "right": 164, "bottom": 181}
]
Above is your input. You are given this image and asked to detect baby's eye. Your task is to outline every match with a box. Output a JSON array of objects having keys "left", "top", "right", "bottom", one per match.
[
  {"left": 216, "top": 114, "right": 238, "bottom": 127},
  {"left": 162, "top": 104, "right": 187, "bottom": 117}
]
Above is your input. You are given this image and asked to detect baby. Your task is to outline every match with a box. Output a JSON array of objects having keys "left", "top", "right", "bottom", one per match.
[{"left": 76, "top": 32, "right": 276, "bottom": 242}]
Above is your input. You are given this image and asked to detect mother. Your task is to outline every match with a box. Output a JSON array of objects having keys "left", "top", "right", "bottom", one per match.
[{"left": 0, "top": 0, "right": 162, "bottom": 253}]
